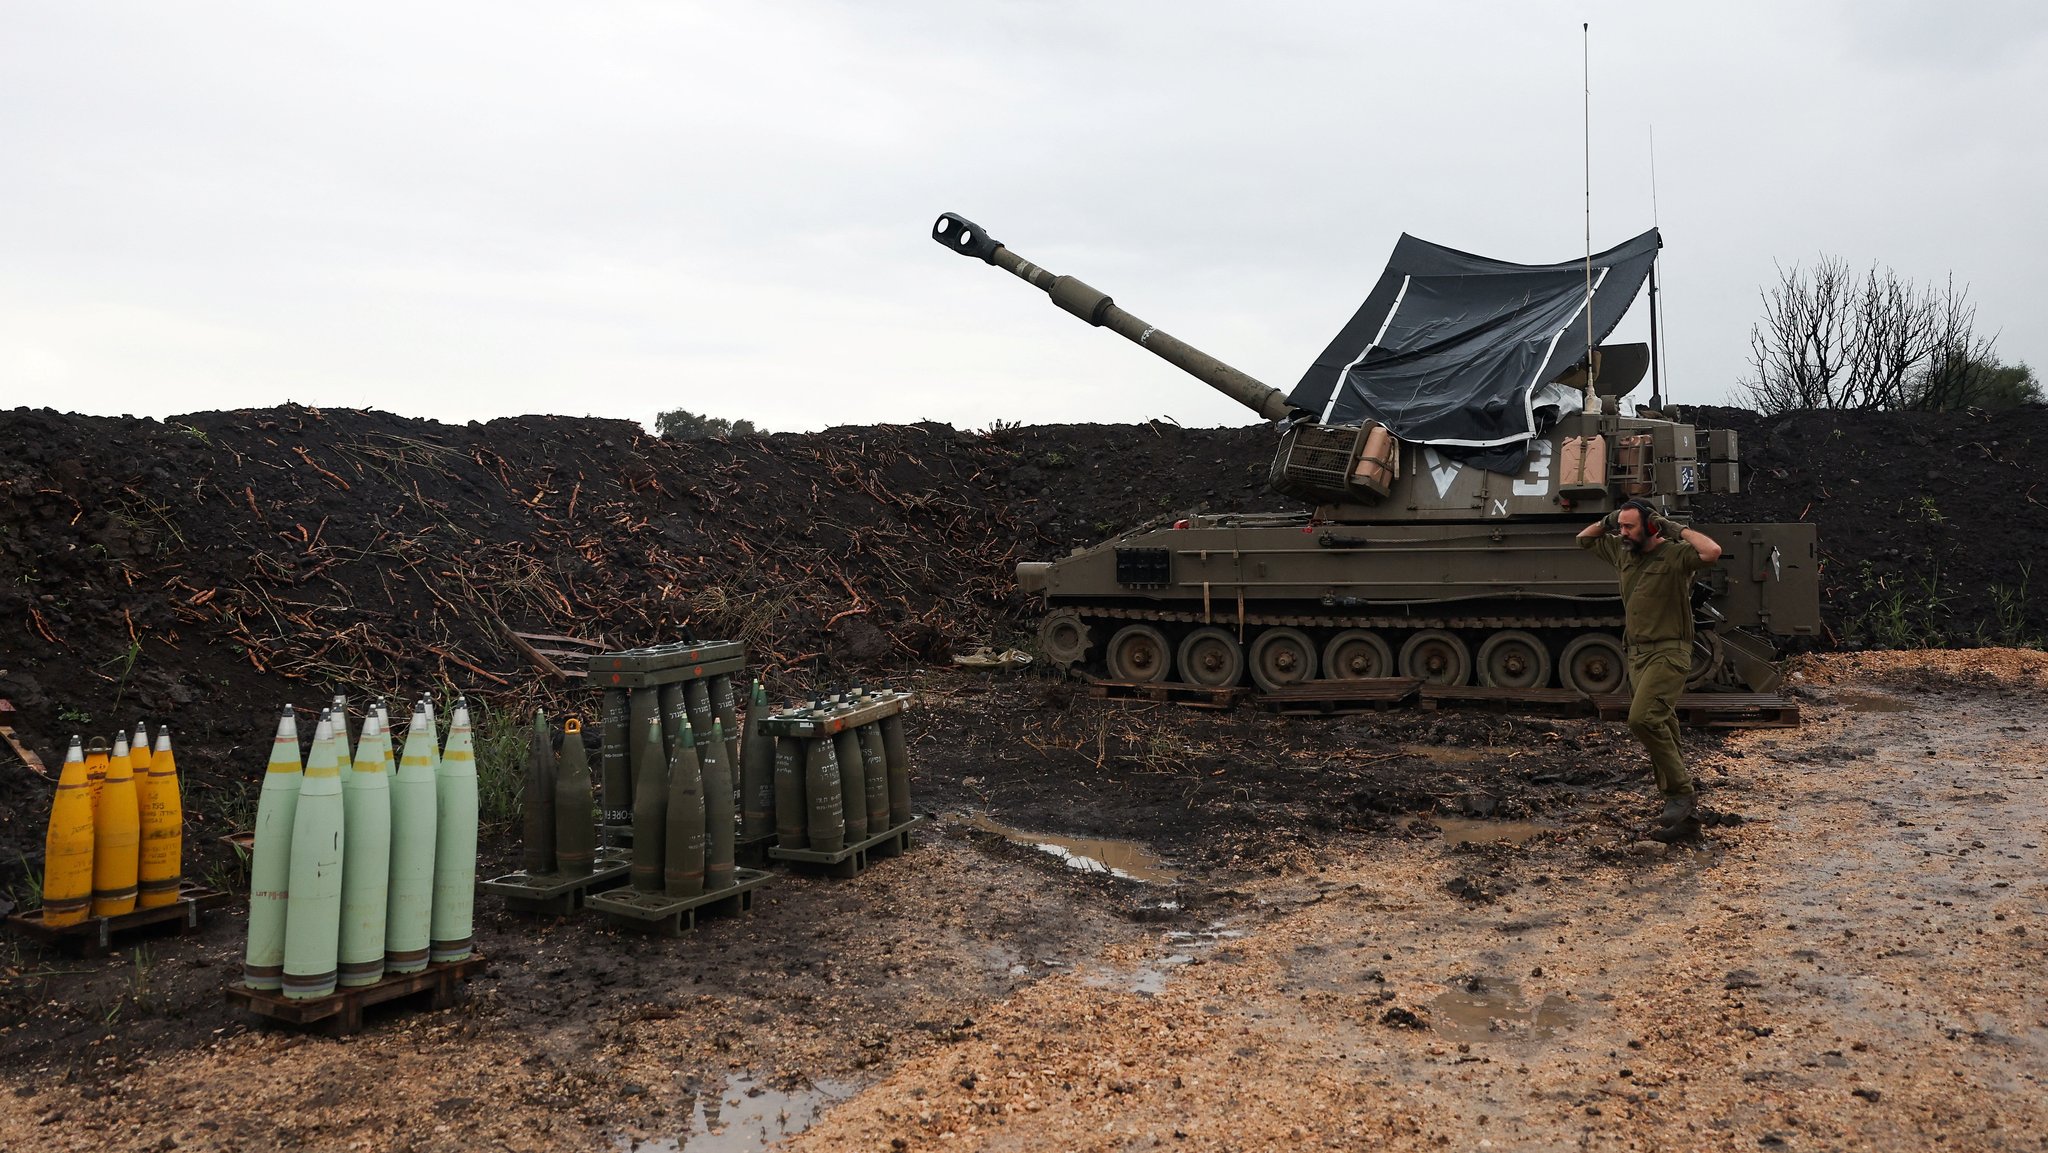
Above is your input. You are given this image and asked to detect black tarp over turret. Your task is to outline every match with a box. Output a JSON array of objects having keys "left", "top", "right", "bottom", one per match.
[{"left": 1287, "top": 228, "right": 1661, "bottom": 473}]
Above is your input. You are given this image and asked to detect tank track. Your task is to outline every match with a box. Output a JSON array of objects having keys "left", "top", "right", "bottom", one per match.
[{"left": 1045, "top": 604, "right": 1737, "bottom": 696}]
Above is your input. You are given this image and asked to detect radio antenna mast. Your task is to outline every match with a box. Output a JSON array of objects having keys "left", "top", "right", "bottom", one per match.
[
  {"left": 1582, "top": 23, "right": 1597, "bottom": 407},
  {"left": 1648, "top": 124, "right": 1664, "bottom": 409}
]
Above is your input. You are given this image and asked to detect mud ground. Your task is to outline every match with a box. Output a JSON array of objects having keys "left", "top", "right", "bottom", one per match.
[{"left": 2, "top": 650, "right": 2042, "bottom": 1152}]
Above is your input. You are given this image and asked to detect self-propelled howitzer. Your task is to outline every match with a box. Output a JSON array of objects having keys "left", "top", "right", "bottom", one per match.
[{"left": 932, "top": 212, "right": 1818, "bottom": 694}]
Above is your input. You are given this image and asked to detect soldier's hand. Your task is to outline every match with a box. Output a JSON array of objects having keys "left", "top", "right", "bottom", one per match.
[
  {"left": 1601, "top": 510, "right": 1621, "bottom": 534},
  {"left": 1653, "top": 514, "right": 1685, "bottom": 540}
]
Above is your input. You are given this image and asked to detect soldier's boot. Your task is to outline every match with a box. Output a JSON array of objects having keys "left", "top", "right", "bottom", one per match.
[
  {"left": 1654, "top": 791, "right": 1698, "bottom": 829},
  {"left": 1646, "top": 815, "right": 1701, "bottom": 844}
]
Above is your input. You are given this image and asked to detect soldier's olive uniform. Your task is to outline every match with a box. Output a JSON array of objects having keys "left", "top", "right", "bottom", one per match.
[{"left": 1579, "top": 531, "right": 1714, "bottom": 797}]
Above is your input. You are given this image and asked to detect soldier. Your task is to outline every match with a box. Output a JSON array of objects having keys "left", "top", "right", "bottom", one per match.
[{"left": 1578, "top": 499, "right": 1723, "bottom": 841}]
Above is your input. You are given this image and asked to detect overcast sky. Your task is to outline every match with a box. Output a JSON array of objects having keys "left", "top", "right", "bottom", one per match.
[{"left": 4, "top": 2, "right": 2044, "bottom": 433}]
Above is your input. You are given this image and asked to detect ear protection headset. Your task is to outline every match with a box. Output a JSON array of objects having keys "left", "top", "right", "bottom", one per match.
[{"left": 1620, "top": 498, "right": 1658, "bottom": 531}]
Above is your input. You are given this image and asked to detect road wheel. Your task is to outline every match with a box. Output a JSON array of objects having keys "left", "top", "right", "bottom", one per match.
[
  {"left": 1104, "top": 624, "right": 1172, "bottom": 684},
  {"left": 1249, "top": 627, "right": 1318, "bottom": 692},
  {"left": 1686, "top": 630, "right": 1726, "bottom": 690},
  {"left": 1398, "top": 629, "right": 1470, "bottom": 686},
  {"left": 1559, "top": 634, "right": 1628, "bottom": 695},
  {"left": 1177, "top": 627, "right": 1244, "bottom": 688},
  {"left": 1476, "top": 630, "right": 1553, "bottom": 689},
  {"left": 1038, "top": 609, "right": 1094, "bottom": 670},
  {"left": 1323, "top": 629, "right": 1395, "bottom": 680}
]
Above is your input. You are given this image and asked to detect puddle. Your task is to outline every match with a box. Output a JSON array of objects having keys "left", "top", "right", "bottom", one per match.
[
  {"left": 1427, "top": 979, "right": 1578, "bottom": 1040},
  {"left": 964, "top": 813, "right": 1181, "bottom": 883},
  {"left": 616, "top": 1073, "right": 855, "bottom": 1152},
  {"left": 1088, "top": 921, "right": 1243, "bottom": 996},
  {"left": 1401, "top": 743, "right": 1493, "bottom": 764},
  {"left": 1836, "top": 690, "right": 1916, "bottom": 713},
  {"left": 1434, "top": 818, "right": 1563, "bottom": 846}
]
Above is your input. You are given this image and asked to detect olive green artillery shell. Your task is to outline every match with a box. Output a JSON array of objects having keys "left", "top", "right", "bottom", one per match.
[
  {"left": 803, "top": 737, "right": 846, "bottom": 853},
  {"left": 881, "top": 714, "right": 912, "bottom": 827},
  {"left": 630, "top": 711, "right": 668, "bottom": 892},
  {"left": 658, "top": 683, "right": 689, "bottom": 763},
  {"left": 522, "top": 711, "right": 556, "bottom": 876},
  {"left": 857, "top": 724, "right": 890, "bottom": 834},
  {"left": 739, "top": 682, "right": 775, "bottom": 842},
  {"left": 773, "top": 736, "right": 806, "bottom": 849},
  {"left": 699, "top": 720, "right": 736, "bottom": 892},
  {"left": 683, "top": 679, "right": 714, "bottom": 751},
  {"left": 554, "top": 724, "right": 597, "bottom": 875},
  {"left": 600, "top": 689, "right": 631, "bottom": 832},
  {"left": 832, "top": 728, "right": 869, "bottom": 843},
  {"left": 663, "top": 730, "right": 706, "bottom": 899},
  {"left": 710, "top": 675, "right": 742, "bottom": 798}
]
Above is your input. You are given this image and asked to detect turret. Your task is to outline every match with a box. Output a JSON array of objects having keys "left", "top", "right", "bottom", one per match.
[{"left": 932, "top": 211, "right": 1742, "bottom": 521}]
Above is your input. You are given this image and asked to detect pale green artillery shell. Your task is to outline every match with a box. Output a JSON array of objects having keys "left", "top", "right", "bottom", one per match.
[
  {"left": 384, "top": 712, "right": 439, "bottom": 974},
  {"left": 243, "top": 726, "right": 303, "bottom": 991},
  {"left": 337, "top": 739, "right": 392, "bottom": 988},
  {"left": 282, "top": 733, "right": 344, "bottom": 1001},
  {"left": 430, "top": 712, "right": 479, "bottom": 964}
]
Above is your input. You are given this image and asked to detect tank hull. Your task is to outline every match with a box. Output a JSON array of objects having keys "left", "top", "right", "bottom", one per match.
[{"left": 1031, "top": 512, "right": 1817, "bottom": 692}]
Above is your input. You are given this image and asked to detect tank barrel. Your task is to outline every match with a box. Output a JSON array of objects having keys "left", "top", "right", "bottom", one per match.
[{"left": 933, "top": 212, "right": 1298, "bottom": 423}]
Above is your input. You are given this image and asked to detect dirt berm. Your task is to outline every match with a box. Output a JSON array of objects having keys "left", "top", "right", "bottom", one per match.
[
  {"left": 0, "top": 403, "right": 2045, "bottom": 1151},
  {"left": 1, "top": 402, "right": 2044, "bottom": 875}
]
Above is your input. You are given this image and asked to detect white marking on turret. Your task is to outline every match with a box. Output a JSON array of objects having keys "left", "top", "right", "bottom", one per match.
[{"left": 1422, "top": 448, "right": 1462, "bottom": 499}]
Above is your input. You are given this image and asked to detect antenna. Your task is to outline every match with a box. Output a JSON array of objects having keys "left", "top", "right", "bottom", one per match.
[
  {"left": 1582, "top": 23, "right": 1596, "bottom": 408},
  {"left": 1648, "top": 124, "right": 1663, "bottom": 409}
]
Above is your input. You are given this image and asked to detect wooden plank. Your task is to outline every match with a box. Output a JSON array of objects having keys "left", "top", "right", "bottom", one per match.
[
  {"left": 1087, "top": 681, "right": 1246, "bottom": 709},
  {"left": 513, "top": 632, "right": 609, "bottom": 650},
  {"left": 0, "top": 727, "right": 48, "bottom": 777},
  {"left": 227, "top": 955, "right": 486, "bottom": 1035},
  {"left": 6, "top": 883, "right": 230, "bottom": 956},
  {"left": 1592, "top": 692, "right": 1800, "bottom": 729}
]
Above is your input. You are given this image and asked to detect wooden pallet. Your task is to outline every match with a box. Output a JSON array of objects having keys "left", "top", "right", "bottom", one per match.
[
  {"left": 5, "top": 883, "right": 230, "bottom": 957},
  {"left": 512, "top": 630, "right": 607, "bottom": 680},
  {"left": 1419, "top": 685, "right": 1596, "bottom": 717},
  {"left": 769, "top": 814, "right": 925, "bottom": 879},
  {"left": 1593, "top": 691, "right": 1802, "bottom": 729},
  {"left": 584, "top": 867, "right": 774, "bottom": 936},
  {"left": 1254, "top": 678, "right": 1423, "bottom": 714},
  {"left": 1088, "top": 681, "right": 1246, "bottom": 709},
  {"left": 478, "top": 852, "right": 632, "bottom": 916},
  {"left": 226, "top": 954, "right": 486, "bottom": 1036}
]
